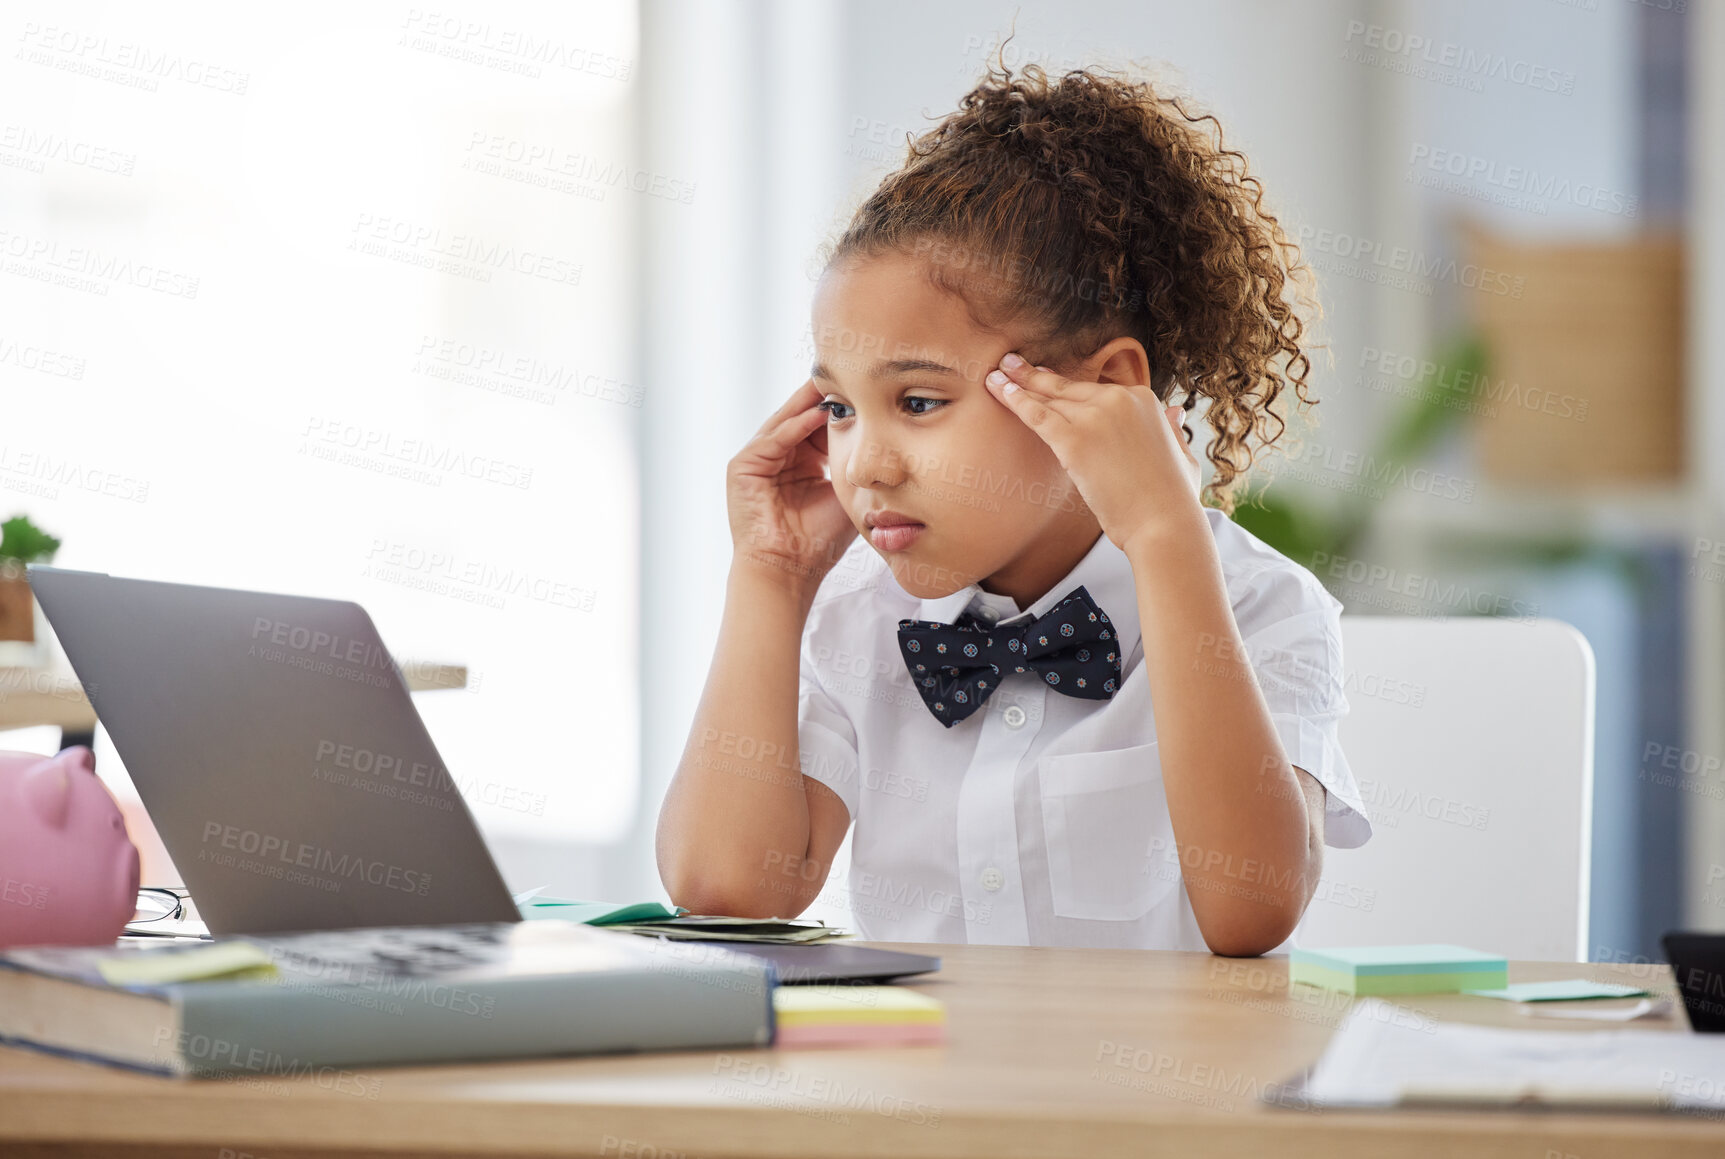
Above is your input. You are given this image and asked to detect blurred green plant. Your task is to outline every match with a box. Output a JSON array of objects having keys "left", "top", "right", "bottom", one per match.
[
  {"left": 0, "top": 514, "right": 62, "bottom": 565},
  {"left": 1231, "top": 332, "right": 1640, "bottom": 595}
]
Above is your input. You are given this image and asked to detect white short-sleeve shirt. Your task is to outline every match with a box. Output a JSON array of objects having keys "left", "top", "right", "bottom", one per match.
[{"left": 797, "top": 507, "right": 1373, "bottom": 950}]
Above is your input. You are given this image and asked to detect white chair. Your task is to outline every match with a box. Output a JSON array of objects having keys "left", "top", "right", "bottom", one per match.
[{"left": 1294, "top": 616, "right": 1596, "bottom": 962}]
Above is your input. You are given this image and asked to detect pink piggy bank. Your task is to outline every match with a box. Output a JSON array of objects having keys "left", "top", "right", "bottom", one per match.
[{"left": 0, "top": 747, "right": 139, "bottom": 948}]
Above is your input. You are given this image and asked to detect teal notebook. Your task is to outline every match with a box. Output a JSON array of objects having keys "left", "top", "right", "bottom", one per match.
[
  {"left": 517, "top": 897, "right": 687, "bottom": 924},
  {"left": 515, "top": 897, "right": 840, "bottom": 944}
]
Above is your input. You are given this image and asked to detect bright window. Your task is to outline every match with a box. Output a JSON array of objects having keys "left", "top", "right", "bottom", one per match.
[{"left": 1, "top": 1, "right": 641, "bottom": 845}]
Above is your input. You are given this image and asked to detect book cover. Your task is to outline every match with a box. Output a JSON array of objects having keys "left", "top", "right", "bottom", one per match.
[{"left": 0, "top": 920, "right": 775, "bottom": 1077}]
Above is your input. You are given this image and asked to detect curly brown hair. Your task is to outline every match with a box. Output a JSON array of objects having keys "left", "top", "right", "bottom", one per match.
[{"left": 828, "top": 61, "right": 1320, "bottom": 515}]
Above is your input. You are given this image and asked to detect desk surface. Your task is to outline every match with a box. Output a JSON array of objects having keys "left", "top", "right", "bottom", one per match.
[{"left": 0, "top": 943, "right": 1715, "bottom": 1159}]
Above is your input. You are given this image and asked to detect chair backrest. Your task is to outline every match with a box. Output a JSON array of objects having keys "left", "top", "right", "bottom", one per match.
[{"left": 1294, "top": 616, "right": 1596, "bottom": 963}]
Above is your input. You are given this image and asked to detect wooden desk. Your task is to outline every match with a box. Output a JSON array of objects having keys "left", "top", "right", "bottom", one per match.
[{"left": 0, "top": 945, "right": 1716, "bottom": 1158}]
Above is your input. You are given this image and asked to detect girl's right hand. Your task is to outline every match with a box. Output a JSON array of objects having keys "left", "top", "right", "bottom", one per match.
[{"left": 726, "top": 379, "right": 858, "bottom": 590}]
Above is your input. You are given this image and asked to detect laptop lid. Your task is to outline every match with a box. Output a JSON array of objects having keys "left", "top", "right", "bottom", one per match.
[{"left": 26, "top": 565, "right": 519, "bottom": 935}]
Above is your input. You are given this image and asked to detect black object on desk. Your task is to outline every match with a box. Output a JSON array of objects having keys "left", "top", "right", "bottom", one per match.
[{"left": 1662, "top": 932, "right": 1725, "bottom": 1031}]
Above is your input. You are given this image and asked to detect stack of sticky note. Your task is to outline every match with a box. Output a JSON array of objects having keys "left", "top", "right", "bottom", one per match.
[
  {"left": 772, "top": 985, "right": 946, "bottom": 1048},
  {"left": 1290, "top": 944, "right": 1508, "bottom": 995}
]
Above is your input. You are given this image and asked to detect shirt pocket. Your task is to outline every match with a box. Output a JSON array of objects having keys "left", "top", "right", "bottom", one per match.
[{"left": 1038, "top": 741, "right": 1180, "bottom": 922}]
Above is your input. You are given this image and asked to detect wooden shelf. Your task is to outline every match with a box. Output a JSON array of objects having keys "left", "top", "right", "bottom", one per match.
[
  {"left": 0, "top": 661, "right": 467, "bottom": 734},
  {"left": 1367, "top": 478, "right": 1703, "bottom": 548}
]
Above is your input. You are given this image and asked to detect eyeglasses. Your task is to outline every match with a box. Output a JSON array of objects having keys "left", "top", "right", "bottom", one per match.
[{"left": 131, "top": 886, "right": 189, "bottom": 924}]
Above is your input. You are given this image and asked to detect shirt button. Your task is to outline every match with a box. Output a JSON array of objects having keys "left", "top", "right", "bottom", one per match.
[
  {"left": 1003, "top": 705, "right": 1027, "bottom": 729},
  {"left": 981, "top": 867, "right": 1004, "bottom": 891}
]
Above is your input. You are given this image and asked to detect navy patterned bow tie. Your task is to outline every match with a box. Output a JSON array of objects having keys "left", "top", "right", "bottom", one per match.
[{"left": 896, "top": 585, "right": 1122, "bottom": 727}]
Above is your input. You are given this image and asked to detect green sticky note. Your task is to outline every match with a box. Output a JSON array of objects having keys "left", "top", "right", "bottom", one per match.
[
  {"left": 1290, "top": 944, "right": 1508, "bottom": 995},
  {"left": 1462, "top": 979, "right": 1649, "bottom": 1002},
  {"left": 97, "top": 941, "right": 278, "bottom": 987},
  {"left": 1292, "top": 944, "right": 1508, "bottom": 974}
]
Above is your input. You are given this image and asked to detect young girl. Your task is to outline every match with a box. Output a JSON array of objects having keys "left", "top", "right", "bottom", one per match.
[{"left": 656, "top": 63, "right": 1371, "bottom": 957}]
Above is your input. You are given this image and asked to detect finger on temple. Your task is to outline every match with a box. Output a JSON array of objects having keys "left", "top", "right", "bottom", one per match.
[
  {"left": 753, "top": 378, "right": 824, "bottom": 438},
  {"left": 767, "top": 401, "right": 831, "bottom": 452}
]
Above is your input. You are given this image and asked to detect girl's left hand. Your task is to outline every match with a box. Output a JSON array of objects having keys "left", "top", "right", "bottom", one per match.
[{"left": 985, "top": 352, "right": 1203, "bottom": 552}]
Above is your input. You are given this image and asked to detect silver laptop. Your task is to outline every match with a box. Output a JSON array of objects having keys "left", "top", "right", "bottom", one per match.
[{"left": 26, "top": 565, "right": 519, "bottom": 935}]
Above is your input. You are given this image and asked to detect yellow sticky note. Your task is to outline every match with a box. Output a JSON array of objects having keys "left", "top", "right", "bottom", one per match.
[
  {"left": 773, "top": 985, "right": 945, "bottom": 1026},
  {"left": 98, "top": 941, "right": 278, "bottom": 986}
]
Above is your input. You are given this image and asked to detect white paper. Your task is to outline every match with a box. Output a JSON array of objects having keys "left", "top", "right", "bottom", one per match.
[
  {"left": 1521, "top": 998, "right": 1673, "bottom": 1023},
  {"left": 1301, "top": 998, "right": 1725, "bottom": 1110}
]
